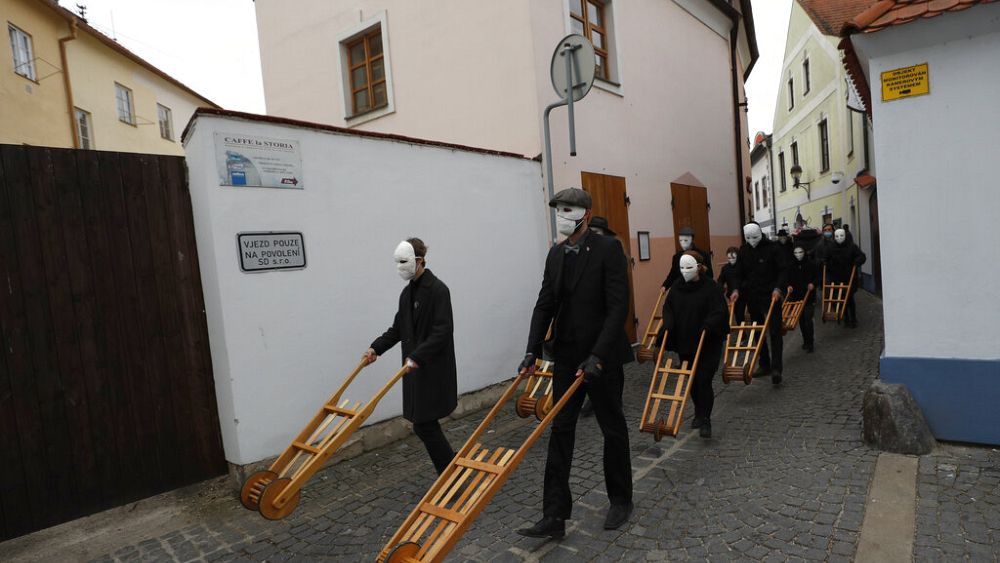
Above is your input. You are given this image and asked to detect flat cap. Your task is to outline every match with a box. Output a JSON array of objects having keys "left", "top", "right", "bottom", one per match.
[
  {"left": 678, "top": 227, "right": 695, "bottom": 236},
  {"left": 549, "top": 187, "right": 592, "bottom": 209}
]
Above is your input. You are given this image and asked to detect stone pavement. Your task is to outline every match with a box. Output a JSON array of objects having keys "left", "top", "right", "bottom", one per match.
[{"left": 3, "top": 291, "right": 993, "bottom": 562}]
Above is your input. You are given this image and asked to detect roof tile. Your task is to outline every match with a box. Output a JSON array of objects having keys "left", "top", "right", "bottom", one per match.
[{"left": 844, "top": 0, "right": 998, "bottom": 34}]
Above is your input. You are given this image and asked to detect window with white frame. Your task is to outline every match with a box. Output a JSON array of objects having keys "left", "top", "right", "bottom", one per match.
[
  {"left": 8, "top": 24, "right": 36, "bottom": 80},
  {"left": 157, "top": 103, "right": 174, "bottom": 140},
  {"left": 778, "top": 152, "right": 787, "bottom": 192},
  {"left": 115, "top": 83, "right": 135, "bottom": 125},
  {"left": 762, "top": 177, "right": 769, "bottom": 207},
  {"left": 75, "top": 108, "right": 92, "bottom": 149},
  {"left": 569, "top": 0, "right": 617, "bottom": 83}
]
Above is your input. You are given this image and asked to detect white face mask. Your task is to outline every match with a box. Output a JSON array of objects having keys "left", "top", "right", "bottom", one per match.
[
  {"left": 678, "top": 235, "right": 693, "bottom": 251},
  {"left": 743, "top": 224, "right": 763, "bottom": 248},
  {"left": 727, "top": 253, "right": 737, "bottom": 266},
  {"left": 794, "top": 248, "right": 805, "bottom": 261},
  {"left": 394, "top": 241, "right": 418, "bottom": 281},
  {"left": 835, "top": 229, "right": 847, "bottom": 244},
  {"left": 679, "top": 255, "right": 699, "bottom": 282},
  {"left": 555, "top": 205, "right": 587, "bottom": 236}
]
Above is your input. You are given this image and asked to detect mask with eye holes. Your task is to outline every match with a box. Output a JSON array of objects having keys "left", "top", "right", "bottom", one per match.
[
  {"left": 394, "top": 241, "right": 418, "bottom": 281},
  {"left": 555, "top": 205, "right": 587, "bottom": 237},
  {"left": 743, "top": 223, "right": 763, "bottom": 248}
]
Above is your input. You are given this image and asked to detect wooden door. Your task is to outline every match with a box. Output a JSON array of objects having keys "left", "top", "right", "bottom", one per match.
[
  {"left": 581, "top": 171, "right": 637, "bottom": 342},
  {"left": 670, "top": 183, "right": 713, "bottom": 263}
]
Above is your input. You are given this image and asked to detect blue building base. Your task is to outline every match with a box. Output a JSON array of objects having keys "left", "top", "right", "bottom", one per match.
[{"left": 880, "top": 355, "right": 1000, "bottom": 446}]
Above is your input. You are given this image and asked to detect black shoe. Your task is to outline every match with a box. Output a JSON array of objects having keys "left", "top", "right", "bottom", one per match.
[
  {"left": 699, "top": 421, "right": 712, "bottom": 439},
  {"left": 755, "top": 366, "right": 772, "bottom": 377},
  {"left": 516, "top": 516, "right": 565, "bottom": 539},
  {"left": 805, "top": 344, "right": 814, "bottom": 353},
  {"left": 771, "top": 371, "right": 783, "bottom": 385},
  {"left": 691, "top": 416, "right": 704, "bottom": 429},
  {"left": 604, "top": 502, "right": 633, "bottom": 530}
]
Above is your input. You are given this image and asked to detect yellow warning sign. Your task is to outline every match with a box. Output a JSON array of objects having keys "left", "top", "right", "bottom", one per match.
[{"left": 881, "top": 63, "right": 929, "bottom": 102}]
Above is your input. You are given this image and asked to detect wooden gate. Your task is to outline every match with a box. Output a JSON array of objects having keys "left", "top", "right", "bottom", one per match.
[
  {"left": 581, "top": 171, "right": 637, "bottom": 342},
  {"left": 0, "top": 145, "right": 226, "bottom": 540},
  {"left": 669, "top": 183, "right": 713, "bottom": 263}
]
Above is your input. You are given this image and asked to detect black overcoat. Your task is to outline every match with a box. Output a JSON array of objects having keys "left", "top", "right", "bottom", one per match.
[
  {"left": 824, "top": 242, "right": 866, "bottom": 285},
  {"left": 788, "top": 258, "right": 820, "bottom": 303},
  {"left": 733, "top": 237, "right": 790, "bottom": 300},
  {"left": 657, "top": 276, "right": 729, "bottom": 356},
  {"left": 370, "top": 269, "right": 457, "bottom": 423},
  {"left": 525, "top": 230, "right": 634, "bottom": 367}
]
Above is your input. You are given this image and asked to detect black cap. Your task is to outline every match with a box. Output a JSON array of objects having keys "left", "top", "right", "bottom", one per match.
[
  {"left": 590, "top": 216, "right": 616, "bottom": 236},
  {"left": 678, "top": 227, "right": 695, "bottom": 237},
  {"left": 777, "top": 229, "right": 789, "bottom": 236},
  {"left": 549, "top": 187, "right": 592, "bottom": 209}
]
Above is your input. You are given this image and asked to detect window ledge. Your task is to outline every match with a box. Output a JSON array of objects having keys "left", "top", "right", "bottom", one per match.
[
  {"left": 593, "top": 77, "right": 623, "bottom": 97},
  {"left": 345, "top": 104, "right": 394, "bottom": 127}
]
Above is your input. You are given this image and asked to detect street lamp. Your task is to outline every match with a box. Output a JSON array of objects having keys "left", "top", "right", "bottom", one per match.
[{"left": 789, "top": 164, "right": 811, "bottom": 199}]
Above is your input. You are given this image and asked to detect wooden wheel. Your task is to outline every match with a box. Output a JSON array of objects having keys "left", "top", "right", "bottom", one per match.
[
  {"left": 384, "top": 541, "right": 421, "bottom": 563},
  {"left": 636, "top": 348, "right": 654, "bottom": 364},
  {"left": 240, "top": 470, "right": 277, "bottom": 511},
  {"left": 514, "top": 394, "right": 535, "bottom": 418},
  {"left": 742, "top": 365, "right": 752, "bottom": 385},
  {"left": 533, "top": 393, "right": 552, "bottom": 421},
  {"left": 258, "top": 477, "right": 300, "bottom": 520}
]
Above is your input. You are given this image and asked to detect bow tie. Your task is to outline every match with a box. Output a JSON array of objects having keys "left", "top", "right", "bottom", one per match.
[{"left": 564, "top": 244, "right": 580, "bottom": 255}]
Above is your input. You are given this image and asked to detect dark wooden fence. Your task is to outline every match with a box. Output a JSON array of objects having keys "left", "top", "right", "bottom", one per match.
[{"left": 0, "top": 145, "right": 226, "bottom": 540}]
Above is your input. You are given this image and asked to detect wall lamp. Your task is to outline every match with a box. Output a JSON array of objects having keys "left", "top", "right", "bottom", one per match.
[{"left": 789, "top": 164, "right": 811, "bottom": 199}]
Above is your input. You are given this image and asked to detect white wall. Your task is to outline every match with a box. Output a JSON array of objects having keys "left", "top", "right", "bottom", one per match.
[
  {"left": 856, "top": 6, "right": 1000, "bottom": 360},
  {"left": 184, "top": 113, "right": 547, "bottom": 465}
]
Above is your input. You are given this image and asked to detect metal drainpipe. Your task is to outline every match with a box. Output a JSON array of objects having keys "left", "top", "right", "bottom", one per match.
[
  {"left": 729, "top": 21, "right": 747, "bottom": 227},
  {"left": 59, "top": 19, "right": 79, "bottom": 149}
]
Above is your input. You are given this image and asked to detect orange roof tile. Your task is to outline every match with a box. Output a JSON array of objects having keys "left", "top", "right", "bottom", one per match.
[
  {"left": 844, "top": 0, "right": 998, "bottom": 34},
  {"left": 798, "top": 0, "right": 879, "bottom": 36}
]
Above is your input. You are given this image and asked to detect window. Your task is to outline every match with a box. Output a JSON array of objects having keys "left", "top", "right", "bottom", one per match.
[
  {"left": 115, "top": 83, "right": 135, "bottom": 125},
  {"left": 570, "top": 0, "right": 611, "bottom": 81},
  {"left": 345, "top": 28, "right": 387, "bottom": 116},
  {"left": 802, "top": 59, "right": 810, "bottom": 95},
  {"left": 157, "top": 104, "right": 174, "bottom": 140},
  {"left": 754, "top": 181, "right": 760, "bottom": 211},
  {"left": 778, "top": 152, "right": 787, "bottom": 192},
  {"left": 791, "top": 141, "right": 799, "bottom": 167},
  {"left": 8, "top": 24, "right": 36, "bottom": 80},
  {"left": 762, "top": 177, "right": 769, "bottom": 207},
  {"left": 818, "top": 119, "right": 830, "bottom": 172},
  {"left": 75, "top": 108, "right": 92, "bottom": 149},
  {"left": 847, "top": 111, "right": 855, "bottom": 156},
  {"left": 787, "top": 78, "right": 794, "bottom": 110}
]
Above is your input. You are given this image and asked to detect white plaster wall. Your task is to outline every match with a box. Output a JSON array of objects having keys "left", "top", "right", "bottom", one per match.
[
  {"left": 184, "top": 114, "right": 547, "bottom": 465},
  {"left": 857, "top": 6, "right": 1000, "bottom": 360},
  {"left": 751, "top": 150, "right": 773, "bottom": 230}
]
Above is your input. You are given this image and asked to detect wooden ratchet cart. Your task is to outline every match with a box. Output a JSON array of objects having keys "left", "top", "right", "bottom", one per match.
[
  {"left": 378, "top": 372, "right": 586, "bottom": 563},
  {"left": 822, "top": 265, "right": 856, "bottom": 323},
  {"left": 240, "top": 358, "right": 407, "bottom": 520},
  {"left": 639, "top": 331, "right": 705, "bottom": 441},
  {"left": 780, "top": 287, "right": 813, "bottom": 334},
  {"left": 514, "top": 359, "right": 555, "bottom": 421},
  {"left": 636, "top": 288, "right": 667, "bottom": 363},
  {"left": 721, "top": 294, "right": 778, "bottom": 385}
]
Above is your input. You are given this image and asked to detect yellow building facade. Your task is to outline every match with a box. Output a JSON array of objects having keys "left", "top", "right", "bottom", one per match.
[
  {"left": 771, "top": 1, "right": 867, "bottom": 233},
  {"left": 2, "top": 0, "right": 217, "bottom": 155}
]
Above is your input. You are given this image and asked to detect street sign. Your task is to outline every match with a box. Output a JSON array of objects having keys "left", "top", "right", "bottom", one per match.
[
  {"left": 215, "top": 133, "right": 304, "bottom": 189},
  {"left": 881, "top": 63, "right": 929, "bottom": 102},
  {"left": 237, "top": 232, "right": 306, "bottom": 273},
  {"left": 550, "top": 34, "right": 596, "bottom": 102}
]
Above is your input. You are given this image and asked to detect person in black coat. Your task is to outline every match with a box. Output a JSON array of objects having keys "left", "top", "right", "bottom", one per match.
[
  {"left": 814, "top": 223, "right": 837, "bottom": 263},
  {"left": 776, "top": 228, "right": 795, "bottom": 261},
  {"left": 517, "top": 188, "right": 633, "bottom": 540},
  {"left": 729, "top": 223, "right": 789, "bottom": 384},
  {"left": 717, "top": 246, "right": 746, "bottom": 323},
  {"left": 787, "top": 245, "right": 820, "bottom": 352},
  {"left": 657, "top": 251, "right": 729, "bottom": 438},
  {"left": 662, "top": 227, "right": 713, "bottom": 289},
  {"left": 824, "top": 228, "right": 867, "bottom": 328},
  {"left": 367, "top": 238, "right": 457, "bottom": 475},
  {"left": 792, "top": 227, "right": 822, "bottom": 262}
]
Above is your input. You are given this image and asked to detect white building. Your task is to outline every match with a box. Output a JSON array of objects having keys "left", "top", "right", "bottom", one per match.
[
  {"left": 749, "top": 132, "right": 776, "bottom": 235},
  {"left": 839, "top": 0, "right": 1000, "bottom": 445},
  {"left": 182, "top": 109, "right": 547, "bottom": 465},
  {"left": 254, "top": 0, "right": 759, "bottom": 340}
]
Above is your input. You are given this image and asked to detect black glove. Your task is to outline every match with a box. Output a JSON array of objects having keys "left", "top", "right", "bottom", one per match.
[
  {"left": 518, "top": 353, "right": 536, "bottom": 373},
  {"left": 578, "top": 355, "right": 604, "bottom": 383}
]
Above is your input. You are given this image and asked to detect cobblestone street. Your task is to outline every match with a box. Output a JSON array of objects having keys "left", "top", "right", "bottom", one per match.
[{"left": 6, "top": 291, "right": 996, "bottom": 562}]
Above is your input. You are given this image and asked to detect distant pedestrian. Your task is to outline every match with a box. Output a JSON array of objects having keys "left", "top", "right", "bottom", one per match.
[
  {"left": 787, "top": 245, "right": 819, "bottom": 352},
  {"left": 824, "top": 229, "right": 866, "bottom": 328},
  {"left": 717, "top": 246, "right": 745, "bottom": 323},
  {"left": 662, "top": 227, "right": 713, "bottom": 289},
  {"left": 366, "top": 238, "right": 457, "bottom": 475}
]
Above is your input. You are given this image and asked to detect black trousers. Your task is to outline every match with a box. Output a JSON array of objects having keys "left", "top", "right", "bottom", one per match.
[
  {"left": 845, "top": 292, "right": 858, "bottom": 323},
  {"left": 798, "top": 301, "right": 815, "bottom": 345},
  {"left": 543, "top": 362, "right": 632, "bottom": 520},
  {"left": 747, "top": 294, "right": 783, "bottom": 373},
  {"left": 412, "top": 419, "right": 455, "bottom": 475},
  {"left": 680, "top": 339, "right": 724, "bottom": 421}
]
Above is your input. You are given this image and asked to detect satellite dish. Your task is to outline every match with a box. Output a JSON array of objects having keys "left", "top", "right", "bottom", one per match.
[{"left": 550, "top": 34, "right": 596, "bottom": 102}]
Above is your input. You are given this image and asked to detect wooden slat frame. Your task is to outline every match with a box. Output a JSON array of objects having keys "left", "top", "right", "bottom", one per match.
[
  {"left": 721, "top": 295, "right": 778, "bottom": 384},
  {"left": 821, "top": 265, "right": 856, "bottom": 322},
  {"left": 639, "top": 331, "right": 705, "bottom": 439},
  {"left": 781, "top": 287, "right": 813, "bottom": 332}
]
